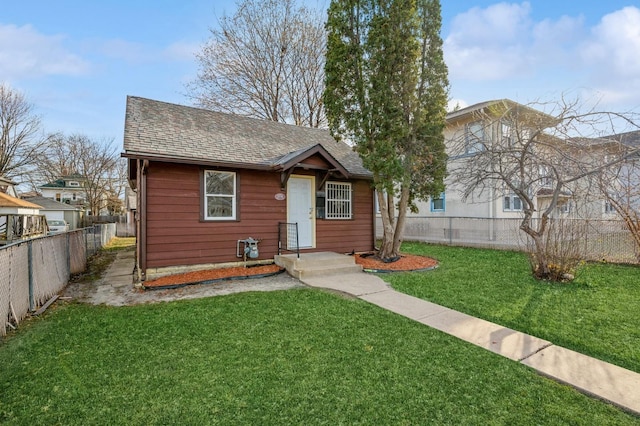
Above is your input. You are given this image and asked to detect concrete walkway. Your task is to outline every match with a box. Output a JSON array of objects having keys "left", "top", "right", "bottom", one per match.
[
  {"left": 302, "top": 272, "right": 640, "bottom": 416},
  {"left": 96, "top": 251, "right": 639, "bottom": 415}
]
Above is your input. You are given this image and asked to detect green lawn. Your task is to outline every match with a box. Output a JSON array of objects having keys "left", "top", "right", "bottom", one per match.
[
  {"left": 388, "top": 242, "right": 640, "bottom": 373},
  {"left": 1, "top": 290, "right": 637, "bottom": 424}
]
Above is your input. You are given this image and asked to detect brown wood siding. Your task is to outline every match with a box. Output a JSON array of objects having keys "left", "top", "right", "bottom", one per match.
[
  {"left": 299, "top": 154, "right": 330, "bottom": 168},
  {"left": 145, "top": 162, "right": 286, "bottom": 268},
  {"left": 315, "top": 179, "right": 374, "bottom": 253},
  {"left": 143, "top": 161, "right": 374, "bottom": 270}
]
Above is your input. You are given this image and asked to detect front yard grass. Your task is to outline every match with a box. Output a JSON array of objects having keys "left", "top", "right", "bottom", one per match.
[
  {"left": 1, "top": 290, "right": 638, "bottom": 424},
  {"left": 389, "top": 242, "right": 640, "bottom": 373}
]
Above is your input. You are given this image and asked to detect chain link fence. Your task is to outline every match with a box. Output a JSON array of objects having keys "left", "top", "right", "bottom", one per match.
[
  {"left": 1, "top": 223, "right": 117, "bottom": 336},
  {"left": 377, "top": 216, "right": 639, "bottom": 264}
]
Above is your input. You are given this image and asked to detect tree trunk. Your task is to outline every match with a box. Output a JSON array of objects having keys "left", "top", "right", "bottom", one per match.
[
  {"left": 377, "top": 190, "right": 396, "bottom": 260},
  {"left": 521, "top": 212, "right": 552, "bottom": 279},
  {"left": 378, "top": 184, "right": 410, "bottom": 261}
]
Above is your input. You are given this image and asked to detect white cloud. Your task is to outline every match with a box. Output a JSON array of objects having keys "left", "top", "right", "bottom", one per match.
[
  {"left": 99, "top": 39, "right": 151, "bottom": 63},
  {"left": 0, "top": 24, "right": 90, "bottom": 80},
  {"left": 444, "top": 2, "right": 584, "bottom": 81},
  {"left": 163, "top": 41, "right": 199, "bottom": 62},
  {"left": 581, "top": 7, "right": 640, "bottom": 76},
  {"left": 97, "top": 39, "right": 198, "bottom": 64},
  {"left": 447, "top": 98, "right": 468, "bottom": 112},
  {"left": 578, "top": 6, "right": 640, "bottom": 107},
  {"left": 445, "top": 2, "right": 533, "bottom": 80}
]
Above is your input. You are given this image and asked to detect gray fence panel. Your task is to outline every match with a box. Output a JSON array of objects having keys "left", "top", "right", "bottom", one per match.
[
  {"left": 1, "top": 228, "right": 94, "bottom": 336},
  {"left": 379, "top": 216, "right": 639, "bottom": 264},
  {"left": 31, "top": 235, "right": 69, "bottom": 308},
  {"left": 69, "top": 231, "right": 87, "bottom": 274},
  {"left": 0, "top": 247, "right": 10, "bottom": 336},
  {"left": 1, "top": 244, "right": 30, "bottom": 335}
]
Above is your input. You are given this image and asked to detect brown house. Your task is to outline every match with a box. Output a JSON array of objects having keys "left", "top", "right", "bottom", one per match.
[{"left": 123, "top": 96, "right": 375, "bottom": 280}]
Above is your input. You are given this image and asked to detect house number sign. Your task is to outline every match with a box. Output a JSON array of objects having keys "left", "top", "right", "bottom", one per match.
[{"left": 274, "top": 193, "right": 286, "bottom": 201}]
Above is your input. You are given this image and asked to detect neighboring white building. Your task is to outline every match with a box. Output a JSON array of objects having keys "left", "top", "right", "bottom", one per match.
[
  {"left": 410, "top": 99, "right": 624, "bottom": 221},
  {"left": 23, "top": 195, "right": 82, "bottom": 230},
  {"left": 38, "top": 174, "right": 91, "bottom": 214}
]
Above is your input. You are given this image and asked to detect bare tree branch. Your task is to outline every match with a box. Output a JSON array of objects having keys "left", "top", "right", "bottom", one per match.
[
  {"left": 0, "top": 83, "right": 48, "bottom": 183},
  {"left": 33, "top": 134, "right": 121, "bottom": 215},
  {"left": 186, "top": 0, "right": 326, "bottom": 127},
  {"left": 448, "top": 97, "right": 640, "bottom": 280}
]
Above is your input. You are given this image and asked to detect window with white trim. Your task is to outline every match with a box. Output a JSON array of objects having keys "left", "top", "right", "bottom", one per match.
[
  {"left": 204, "top": 170, "right": 236, "bottom": 220},
  {"left": 503, "top": 194, "right": 523, "bottom": 211},
  {"left": 539, "top": 165, "right": 553, "bottom": 188},
  {"left": 326, "top": 182, "right": 352, "bottom": 219},
  {"left": 465, "top": 121, "right": 485, "bottom": 154},
  {"left": 501, "top": 121, "right": 512, "bottom": 146}
]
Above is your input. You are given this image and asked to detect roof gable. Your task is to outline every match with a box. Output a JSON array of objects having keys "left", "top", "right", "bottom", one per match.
[
  {"left": 122, "top": 96, "right": 371, "bottom": 178},
  {"left": 272, "top": 144, "right": 349, "bottom": 178},
  {"left": 446, "top": 99, "right": 556, "bottom": 127}
]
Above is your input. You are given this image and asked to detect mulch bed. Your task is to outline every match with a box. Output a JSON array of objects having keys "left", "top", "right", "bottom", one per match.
[
  {"left": 354, "top": 252, "right": 438, "bottom": 272},
  {"left": 143, "top": 253, "right": 437, "bottom": 289},
  {"left": 144, "top": 264, "right": 284, "bottom": 289}
]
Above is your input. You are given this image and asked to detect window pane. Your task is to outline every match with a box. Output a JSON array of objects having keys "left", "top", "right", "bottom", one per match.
[
  {"left": 206, "top": 171, "right": 234, "bottom": 195},
  {"left": 432, "top": 197, "right": 444, "bottom": 211},
  {"left": 504, "top": 196, "right": 511, "bottom": 210},
  {"left": 207, "top": 196, "right": 233, "bottom": 218},
  {"left": 513, "top": 196, "right": 522, "bottom": 210},
  {"left": 467, "top": 122, "right": 485, "bottom": 153},
  {"left": 326, "top": 182, "right": 351, "bottom": 219}
]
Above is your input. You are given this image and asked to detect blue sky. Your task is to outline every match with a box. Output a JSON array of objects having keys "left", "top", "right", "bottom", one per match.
[{"left": 2, "top": 1, "right": 639, "bottom": 144}]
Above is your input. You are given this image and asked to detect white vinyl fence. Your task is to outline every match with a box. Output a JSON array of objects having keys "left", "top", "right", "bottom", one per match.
[
  {"left": 1, "top": 224, "right": 116, "bottom": 337},
  {"left": 377, "top": 216, "right": 639, "bottom": 264}
]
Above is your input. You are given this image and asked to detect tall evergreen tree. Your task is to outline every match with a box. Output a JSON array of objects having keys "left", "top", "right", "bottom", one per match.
[{"left": 324, "top": 0, "right": 449, "bottom": 259}]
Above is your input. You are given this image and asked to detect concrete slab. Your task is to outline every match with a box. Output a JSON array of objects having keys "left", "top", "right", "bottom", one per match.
[
  {"left": 522, "top": 345, "right": 640, "bottom": 415},
  {"left": 103, "top": 263, "right": 135, "bottom": 279},
  {"left": 301, "top": 273, "right": 389, "bottom": 296},
  {"left": 414, "top": 308, "right": 551, "bottom": 361},
  {"left": 360, "top": 290, "right": 451, "bottom": 320}
]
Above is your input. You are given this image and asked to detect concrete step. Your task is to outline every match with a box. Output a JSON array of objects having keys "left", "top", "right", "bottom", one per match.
[
  {"left": 294, "top": 264, "right": 363, "bottom": 280},
  {"left": 275, "top": 252, "right": 362, "bottom": 280}
]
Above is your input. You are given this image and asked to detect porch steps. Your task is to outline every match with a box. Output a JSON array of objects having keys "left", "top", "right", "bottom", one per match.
[{"left": 275, "top": 252, "right": 362, "bottom": 280}]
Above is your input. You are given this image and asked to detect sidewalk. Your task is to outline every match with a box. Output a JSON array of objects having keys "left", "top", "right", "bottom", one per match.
[{"left": 302, "top": 272, "right": 640, "bottom": 416}]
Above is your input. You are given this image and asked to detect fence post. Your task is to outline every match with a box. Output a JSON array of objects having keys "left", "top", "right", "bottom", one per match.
[
  {"left": 449, "top": 217, "right": 453, "bottom": 245},
  {"left": 66, "top": 232, "right": 71, "bottom": 276},
  {"left": 28, "top": 240, "right": 34, "bottom": 312}
]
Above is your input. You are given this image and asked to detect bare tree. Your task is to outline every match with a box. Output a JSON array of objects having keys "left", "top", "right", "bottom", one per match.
[
  {"left": 0, "top": 83, "right": 48, "bottom": 183},
  {"left": 598, "top": 131, "right": 640, "bottom": 261},
  {"left": 187, "top": 0, "right": 326, "bottom": 127},
  {"left": 450, "top": 98, "right": 639, "bottom": 281},
  {"left": 34, "top": 134, "right": 120, "bottom": 216}
]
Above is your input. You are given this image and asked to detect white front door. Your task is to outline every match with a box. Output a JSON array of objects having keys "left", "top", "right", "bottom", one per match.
[{"left": 287, "top": 176, "right": 315, "bottom": 248}]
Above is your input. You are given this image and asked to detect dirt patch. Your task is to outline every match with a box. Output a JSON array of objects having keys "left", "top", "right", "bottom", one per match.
[{"left": 61, "top": 249, "right": 436, "bottom": 307}]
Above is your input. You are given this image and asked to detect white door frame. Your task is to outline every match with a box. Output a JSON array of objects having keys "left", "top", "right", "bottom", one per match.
[{"left": 287, "top": 175, "right": 315, "bottom": 249}]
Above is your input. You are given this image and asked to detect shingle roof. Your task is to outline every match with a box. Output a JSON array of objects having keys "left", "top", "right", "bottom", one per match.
[
  {"left": 39, "top": 179, "right": 66, "bottom": 189},
  {"left": 0, "top": 192, "right": 42, "bottom": 209},
  {"left": 23, "top": 196, "right": 81, "bottom": 211},
  {"left": 122, "top": 96, "right": 371, "bottom": 178},
  {"left": 613, "top": 130, "right": 640, "bottom": 148}
]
